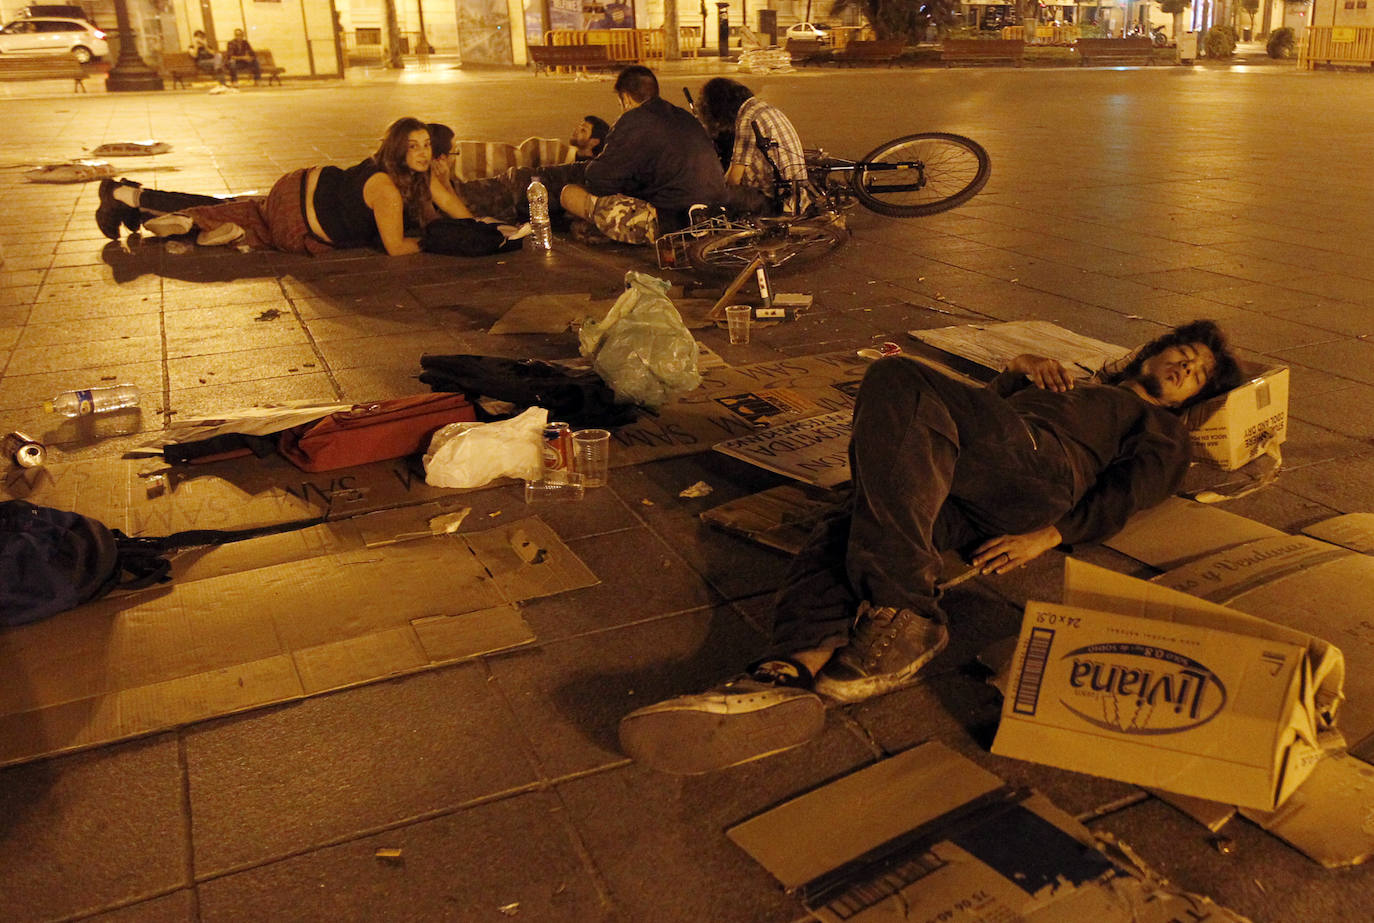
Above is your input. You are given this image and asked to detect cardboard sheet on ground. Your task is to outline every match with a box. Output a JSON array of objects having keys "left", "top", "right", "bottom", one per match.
[
  {"left": 1154, "top": 517, "right": 1374, "bottom": 745},
  {"left": 699, "top": 484, "right": 840, "bottom": 554},
  {"left": 606, "top": 352, "right": 867, "bottom": 470},
  {"left": 728, "top": 741, "right": 1248, "bottom": 923},
  {"left": 713, "top": 411, "right": 853, "bottom": 488},
  {"left": 0, "top": 511, "right": 596, "bottom": 767},
  {"left": 487, "top": 293, "right": 603, "bottom": 335},
  {"left": 909, "top": 320, "right": 1128, "bottom": 380},
  {"left": 1239, "top": 750, "right": 1374, "bottom": 868},
  {"left": 992, "top": 559, "right": 1344, "bottom": 811},
  {"left": 1103, "top": 496, "right": 1286, "bottom": 570}
]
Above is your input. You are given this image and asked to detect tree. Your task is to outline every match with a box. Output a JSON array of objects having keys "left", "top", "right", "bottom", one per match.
[
  {"left": 829, "top": 0, "right": 960, "bottom": 42},
  {"left": 1241, "top": 0, "right": 1260, "bottom": 34},
  {"left": 1159, "top": 0, "right": 1187, "bottom": 40}
]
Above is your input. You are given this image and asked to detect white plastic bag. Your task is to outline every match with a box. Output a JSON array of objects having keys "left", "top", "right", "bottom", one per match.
[
  {"left": 578, "top": 271, "right": 702, "bottom": 409},
  {"left": 423, "top": 406, "right": 547, "bottom": 488}
]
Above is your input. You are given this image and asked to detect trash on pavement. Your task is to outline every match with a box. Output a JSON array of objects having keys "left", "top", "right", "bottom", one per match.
[
  {"left": 374, "top": 848, "right": 403, "bottom": 862},
  {"left": 24, "top": 160, "right": 115, "bottom": 183},
  {"left": 3, "top": 431, "right": 45, "bottom": 468},
  {"left": 423, "top": 406, "right": 547, "bottom": 488},
  {"left": 991, "top": 558, "right": 1344, "bottom": 812},
  {"left": 578, "top": 271, "right": 702, "bottom": 409},
  {"left": 678, "top": 480, "right": 713, "bottom": 499},
  {"left": 700, "top": 485, "right": 835, "bottom": 554},
  {"left": 88, "top": 140, "right": 173, "bottom": 156},
  {"left": 728, "top": 740, "right": 1250, "bottom": 922}
]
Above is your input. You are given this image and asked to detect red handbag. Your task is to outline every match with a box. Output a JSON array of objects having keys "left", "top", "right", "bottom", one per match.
[{"left": 278, "top": 393, "right": 476, "bottom": 472}]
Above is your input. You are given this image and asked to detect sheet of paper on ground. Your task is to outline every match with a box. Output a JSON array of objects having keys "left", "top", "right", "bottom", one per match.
[
  {"left": 992, "top": 559, "right": 1343, "bottom": 811},
  {"left": 728, "top": 740, "right": 1248, "bottom": 923}
]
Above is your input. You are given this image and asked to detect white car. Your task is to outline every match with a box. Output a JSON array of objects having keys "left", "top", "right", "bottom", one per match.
[
  {"left": 785, "top": 22, "right": 831, "bottom": 44},
  {"left": 0, "top": 17, "right": 107, "bottom": 63}
]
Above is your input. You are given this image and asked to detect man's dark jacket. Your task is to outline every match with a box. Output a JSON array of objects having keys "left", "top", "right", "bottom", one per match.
[{"left": 583, "top": 96, "right": 727, "bottom": 229}]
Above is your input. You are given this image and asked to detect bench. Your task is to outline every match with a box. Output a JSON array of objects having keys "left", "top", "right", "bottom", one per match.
[
  {"left": 255, "top": 50, "right": 285, "bottom": 85},
  {"left": 0, "top": 54, "right": 87, "bottom": 91},
  {"left": 832, "top": 39, "right": 905, "bottom": 67},
  {"left": 784, "top": 37, "right": 828, "bottom": 65},
  {"left": 527, "top": 43, "right": 614, "bottom": 75},
  {"left": 161, "top": 51, "right": 217, "bottom": 88},
  {"left": 1074, "top": 37, "right": 1156, "bottom": 66},
  {"left": 941, "top": 38, "right": 1025, "bottom": 67}
]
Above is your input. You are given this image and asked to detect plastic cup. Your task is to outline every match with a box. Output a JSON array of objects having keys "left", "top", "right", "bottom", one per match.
[
  {"left": 725, "top": 305, "right": 752, "bottom": 345},
  {"left": 571, "top": 428, "right": 611, "bottom": 487}
]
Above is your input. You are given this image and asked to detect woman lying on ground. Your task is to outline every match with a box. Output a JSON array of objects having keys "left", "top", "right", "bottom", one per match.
[{"left": 95, "top": 117, "right": 473, "bottom": 256}]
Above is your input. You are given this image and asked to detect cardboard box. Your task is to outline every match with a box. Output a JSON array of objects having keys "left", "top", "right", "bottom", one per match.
[
  {"left": 728, "top": 741, "right": 1248, "bottom": 922},
  {"left": 1183, "top": 363, "right": 1289, "bottom": 470},
  {"left": 992, "top": 559, "right": 1344, "bottom": 811}
]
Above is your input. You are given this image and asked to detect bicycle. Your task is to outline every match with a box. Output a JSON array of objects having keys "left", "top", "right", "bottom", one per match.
[{"left": 661, "top": 128, "right": 991, "bottom": 281}]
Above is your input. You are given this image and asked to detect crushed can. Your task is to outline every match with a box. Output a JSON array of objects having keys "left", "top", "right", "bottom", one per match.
[{"left": 3, "top": 430, "right": 45, "bottom": 468}]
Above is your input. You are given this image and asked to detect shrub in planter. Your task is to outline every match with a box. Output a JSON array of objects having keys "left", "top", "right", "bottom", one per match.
[
  {"left": 1205, "top": 25, "right": 1237, "bottom": 57},
  {"left": 1267, "top": 26, "right": 1296, "bottom": 58}
]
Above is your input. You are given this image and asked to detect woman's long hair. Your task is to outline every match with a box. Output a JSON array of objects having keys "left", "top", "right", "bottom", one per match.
[{"left": 373, "top": 117, "right": 432, "bottom": 230}]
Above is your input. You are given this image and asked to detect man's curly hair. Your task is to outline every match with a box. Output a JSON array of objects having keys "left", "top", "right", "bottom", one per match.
[{"left": 1099, "top": 319, "right": 1243, "bottom": 410}]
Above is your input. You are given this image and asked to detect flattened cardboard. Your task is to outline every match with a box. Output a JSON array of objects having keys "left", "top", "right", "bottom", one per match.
[
  {"left": 909, "top": 320, "right": 1127, "bottom": 381},
  {"left": 699, "top": 484, "right": 839, "bottom": 554},
  {"left": 487, "top": 293, "right": 599, "bottom": 335},
  {"left": 1239, "top": 750, "right": 1374, "bottom": 868},
  {"left": 1103, "top": 496, "right": 1285, "bottom": 570},
  {"left": 713, "top": 411, "right": 852, "bottom": 487},
  {"left": 1155, "top": 531, "right": 1374, "bottom": 744},
  {"left": 729, "top": 741, "right": 1248, "bottom": 923},
  {"left": 0, "top": 514, "right": 586, "bottom": 767},
  {"left": 992, "top": 559, "right": 1344, "bottom": 811},
  {"left": 1302, "top": 512, "right": 1374, "bottom": 553}
]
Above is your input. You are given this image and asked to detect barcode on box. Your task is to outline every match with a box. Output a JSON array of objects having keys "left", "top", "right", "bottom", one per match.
[{"left": 1012, "top": 628, "right": 1055, "bottom": 715}]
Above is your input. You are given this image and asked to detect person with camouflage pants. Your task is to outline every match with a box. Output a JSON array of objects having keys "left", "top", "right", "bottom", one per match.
[{"left": 560, "top": 65, "right": 727, "bottom": 245}]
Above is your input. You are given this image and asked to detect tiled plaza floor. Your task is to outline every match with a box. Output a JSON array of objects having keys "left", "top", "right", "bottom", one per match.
[{"left": 3, "top": 59, "right": 1374, "bottom": 921}]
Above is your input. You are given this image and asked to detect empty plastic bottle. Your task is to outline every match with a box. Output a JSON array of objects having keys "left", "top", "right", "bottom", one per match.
[
  {"left": 44, "top": 384, "right": 140, "bottom": 417},
  {"left": 526, "top": 175, "right": 552, "bottom": 252}
]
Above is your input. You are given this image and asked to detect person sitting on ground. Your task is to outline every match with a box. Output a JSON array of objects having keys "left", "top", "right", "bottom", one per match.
[
  {"left": 696, "top": 77, "right": 806, "bottom": 213},
  {"left": 224, "top": 28, "right": 261, "bottom": 85},
  {"left": 430, "top": 123, "right": 590, "bottom": 231},
  {"left": 189, "top": 30, "right": 223, "bottom": 81},
  {"left": 560, "top": 65, "right": 727, "bottom": 245},
  {"left": 571, "top": 115, "right": 611, "bottom": 161},
  {"left": 95, "top": 117, "right": 472, "bottom": 255},
  {"left": 618, "top": 320, "right": 1244, "bottom": 775}
]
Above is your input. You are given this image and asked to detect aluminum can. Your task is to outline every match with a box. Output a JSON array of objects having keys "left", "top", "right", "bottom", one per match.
[
  {"left": 3, "top": 430, "right": 45, "bottom": 468},
  {"left": 542, "top": 422, "right": 572, "bottom": 474},
  {"left": 878, "top": 342, "right": 903, "bottom": 357}
]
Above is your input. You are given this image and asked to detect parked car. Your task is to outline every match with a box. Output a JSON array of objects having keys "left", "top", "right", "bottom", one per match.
[
  {"left": 0, "top": 16, "right": 107, "bottom": 63},
  {"left": 785, "top": 22, "right": 831, "bottom": 44}
]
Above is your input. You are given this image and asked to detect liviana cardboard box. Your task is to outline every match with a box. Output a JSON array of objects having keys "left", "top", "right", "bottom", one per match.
[
  {"left": 1183, "top": 362, "right": 1288, "bottom": 470},
  {"left": 992, "top": 559, "right": 1343, "bottom": 812}
]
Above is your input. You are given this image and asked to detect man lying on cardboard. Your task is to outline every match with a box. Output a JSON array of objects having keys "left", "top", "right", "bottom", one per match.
[{"left": 620, "top": 319, "right": 1245, "bottom": 775}]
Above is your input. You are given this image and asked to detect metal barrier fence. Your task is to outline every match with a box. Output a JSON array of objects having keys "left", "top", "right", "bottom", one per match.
[{"left": 1301, "top": 26, "right": 1374, "bottom": 70}]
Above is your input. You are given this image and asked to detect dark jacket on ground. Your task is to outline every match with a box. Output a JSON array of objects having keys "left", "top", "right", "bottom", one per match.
[{"left": 583, "top": 96, "right": 727, "bottom": 228}]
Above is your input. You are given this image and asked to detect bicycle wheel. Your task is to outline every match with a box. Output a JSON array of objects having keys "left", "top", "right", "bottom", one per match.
[
  {"left": 850, "top": 133, "right": 990, "bottom": 218},
  {"left": 685, "top": 216, "right": 849, "bottom": 280}
]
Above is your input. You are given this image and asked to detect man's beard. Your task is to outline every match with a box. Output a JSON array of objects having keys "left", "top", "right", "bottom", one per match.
[{"left": 1133, "top": 371, "right": 1164, "bottom": 400}]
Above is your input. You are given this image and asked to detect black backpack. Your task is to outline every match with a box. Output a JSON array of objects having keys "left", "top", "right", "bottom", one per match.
[{"left": 0, "top": 500, "right": 320, "bottom": 627}]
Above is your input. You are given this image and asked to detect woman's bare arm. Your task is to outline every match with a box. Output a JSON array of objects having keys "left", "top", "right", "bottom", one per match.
[{"left": 363, "top": 173, "right": 421, "bottom": 256}]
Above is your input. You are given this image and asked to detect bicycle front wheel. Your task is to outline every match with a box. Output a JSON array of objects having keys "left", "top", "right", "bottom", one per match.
[
  {"left": 685, "top": 216, "right": 849, "bottom": 280},
  {"left": 850, "top": 133, "right": 990, "bottom": 218}
]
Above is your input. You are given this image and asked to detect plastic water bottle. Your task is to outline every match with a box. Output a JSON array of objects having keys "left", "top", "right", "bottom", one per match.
[
  {"left": 526, "top": 175, "right": 552, "bottom": 252},
  {"left": 44, "top": 384, "right": 140, "bottom": 417}
]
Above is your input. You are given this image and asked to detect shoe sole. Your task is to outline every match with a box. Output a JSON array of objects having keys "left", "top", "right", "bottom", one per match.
[
  {"left": 814, "top": 630, "right": 950, "bottom": 705},
  {"left": 618, "top": 695, "right": 826, "bottom": 775}
]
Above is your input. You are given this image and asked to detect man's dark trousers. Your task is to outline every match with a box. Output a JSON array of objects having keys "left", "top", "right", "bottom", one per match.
[{"left": 768, "top": 357, "right": 1078, "bottom": 655}]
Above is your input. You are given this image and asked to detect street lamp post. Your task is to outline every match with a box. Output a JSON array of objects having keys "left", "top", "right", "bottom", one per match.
[{"left": 105, "top": 0, "right": 164, "bottom": 91}]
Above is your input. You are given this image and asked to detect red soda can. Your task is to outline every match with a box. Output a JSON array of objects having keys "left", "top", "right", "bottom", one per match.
[
  {"left": 542, "top": 422, "right": 572, "bottom": 474},
  {"left": 878, "top": 342, "right": 902, "bottom": 357}
]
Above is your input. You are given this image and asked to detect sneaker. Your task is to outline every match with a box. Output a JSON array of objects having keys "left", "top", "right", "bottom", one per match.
[
  {"left": 618, "top": 673, "right": 825, "bottom": 775},
  {"left": 813, "top": 602, "right": 949, "bottom": 704},
  {"left": 142, "top": 214, "right": 195, "bottom": 237},
  {"left": 197, "top": 222, "right": 245, "bottom": 247}
]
